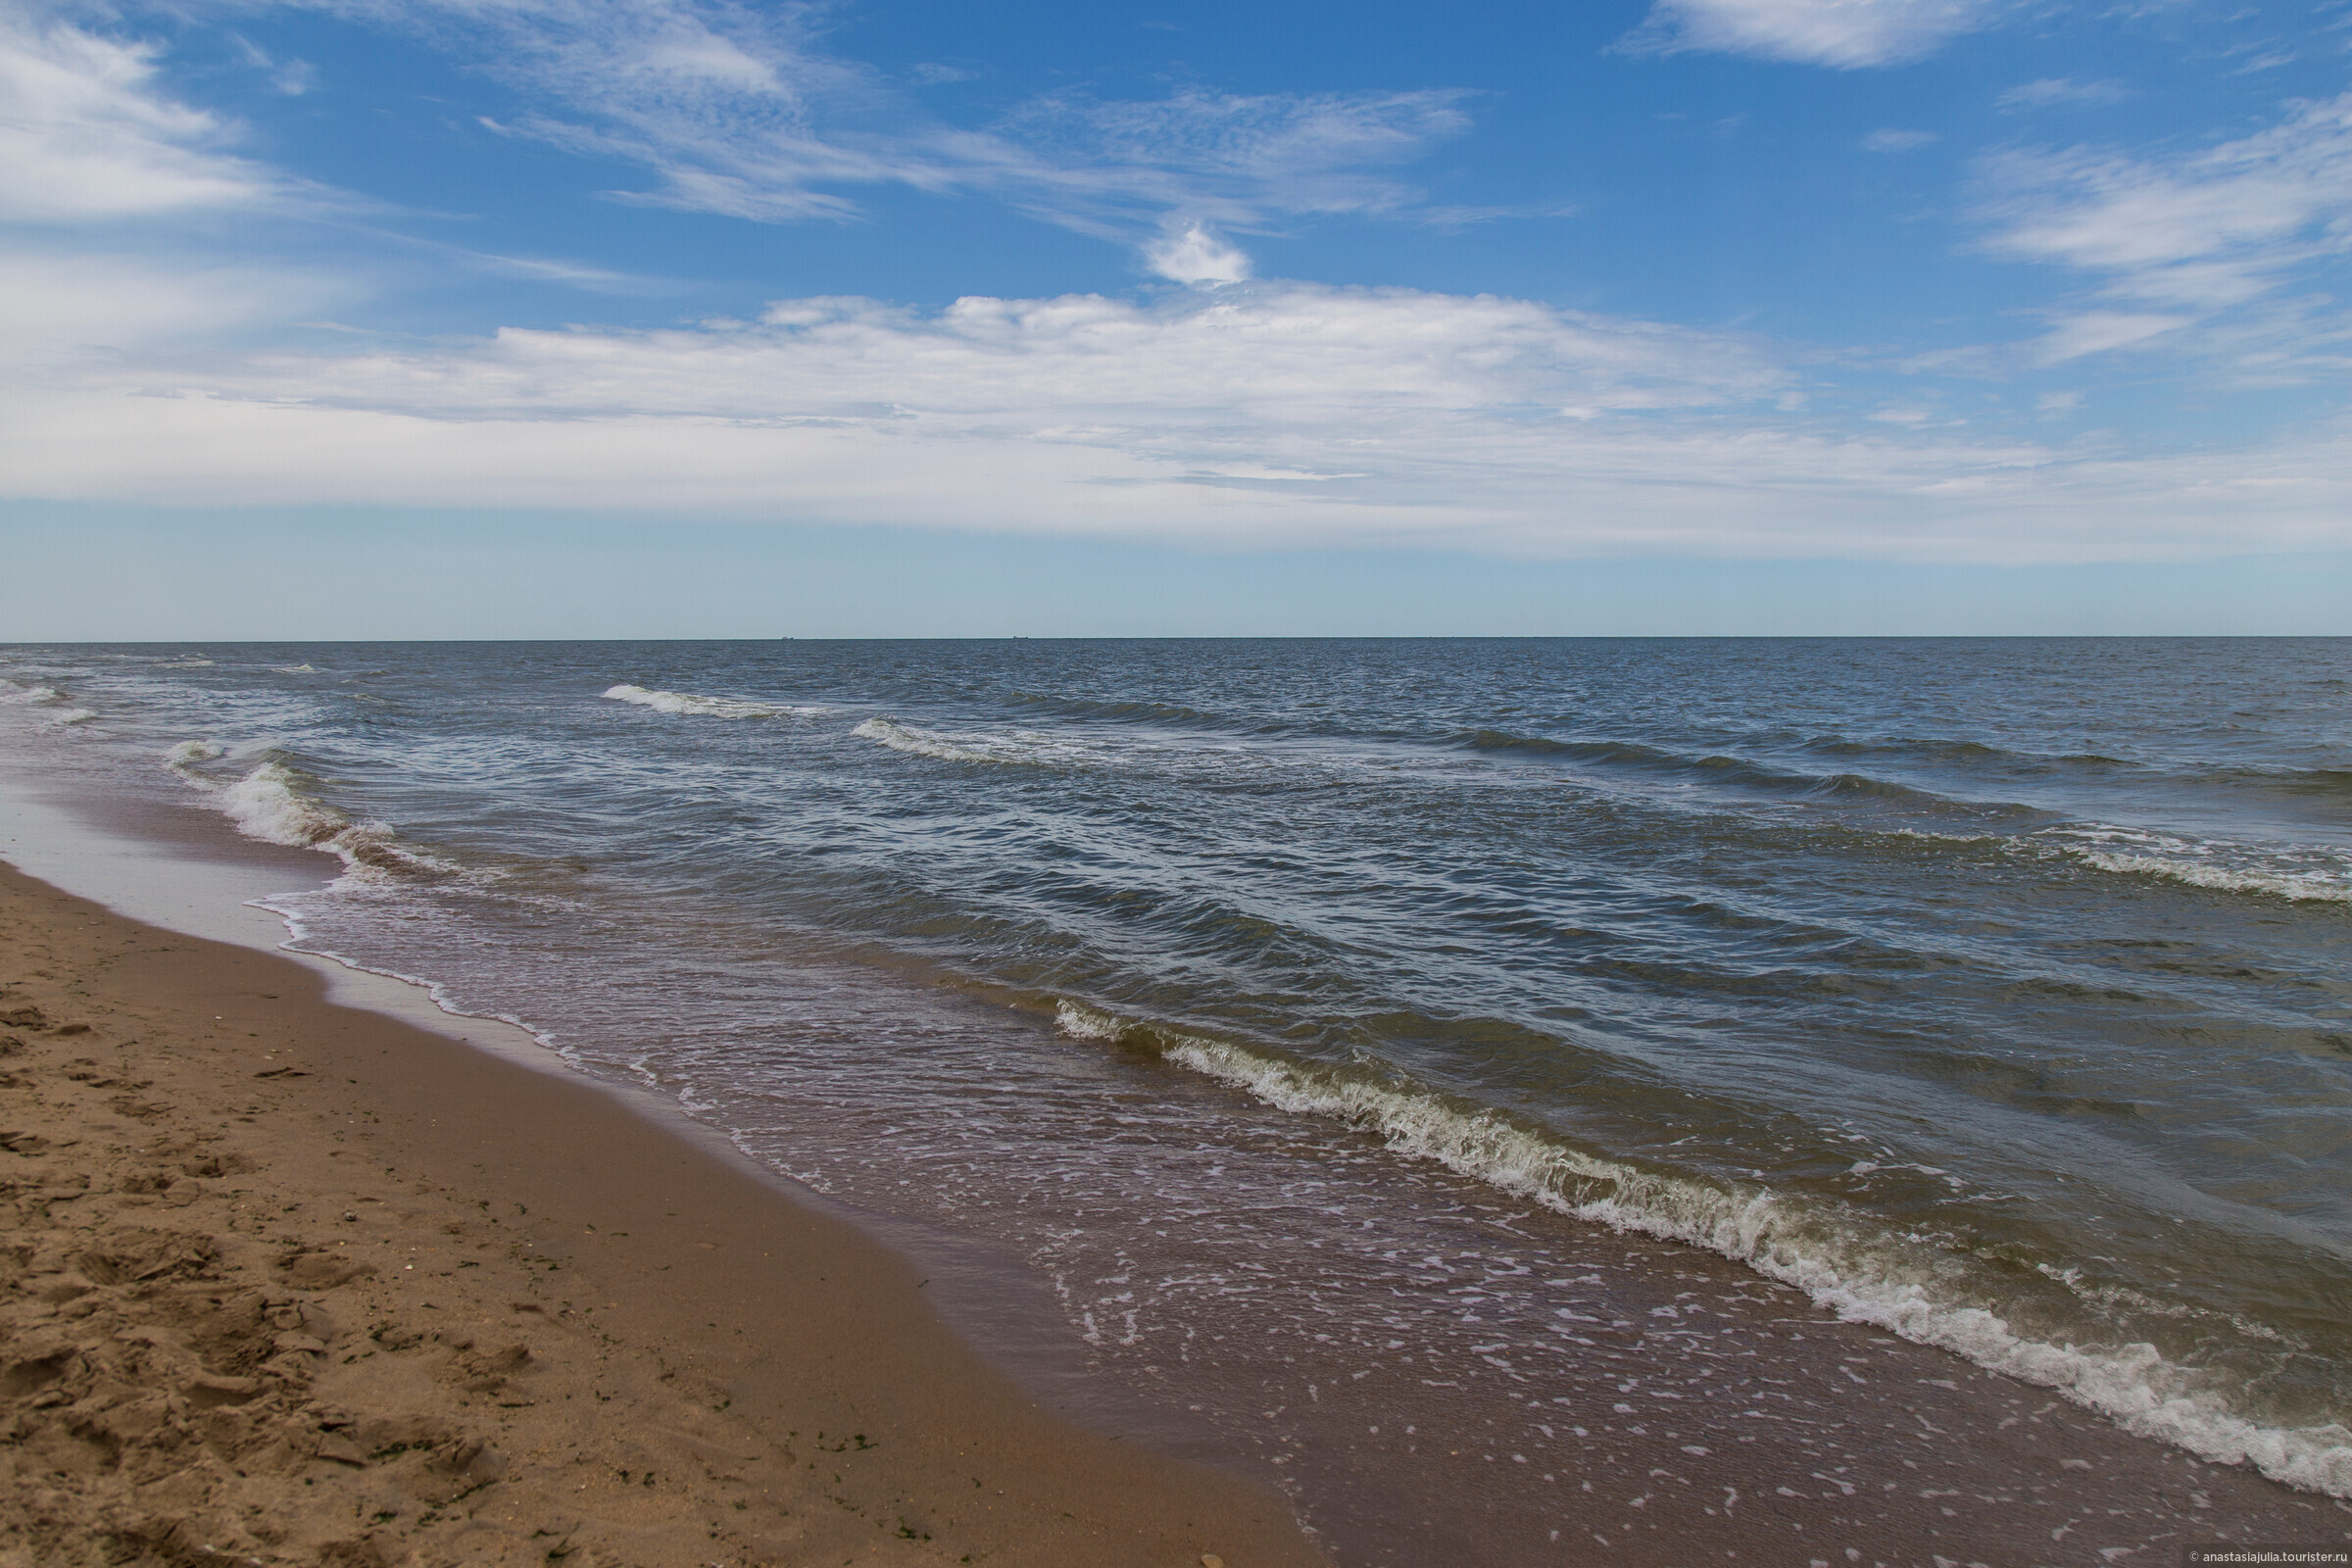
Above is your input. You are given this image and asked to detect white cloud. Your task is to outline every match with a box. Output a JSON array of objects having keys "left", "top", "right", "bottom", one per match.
[
  {"left": 1862, "top": 127, "right": 1937, "bottom": 152},
  {"left": 0, "top": 249, "right": 349, "bottom": 358},
  {"left": 1967, "top": 93, "right": 2352, "bottom": 375},
  {"left": 2028, "top": 309, "right": 2192, "bottom": 364},
  {"left": 208, "top": 282, "right": 1786, "bottom": 425},
  {"left": 0, "top": 12, "right": 282, "bottom": 220},
  {"left": 1981, "top": 95, "right": 2352, "bottom": 299},
  {"left": 1618, "top": 0, "right": 2006, "bottom": 68},
  {"left": 1144, "top": 222, "right": 1251, "bottom": 284},
  {"left": 1996, "top": 77, "right": 2132, "bottom": 112},
  {"left": 3, "top": 269, "right": 2347, "bottom": 564}
]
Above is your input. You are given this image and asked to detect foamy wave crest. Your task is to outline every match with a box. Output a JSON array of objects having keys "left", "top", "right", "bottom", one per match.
[
  {"left": 855, "top": 717, "right": 1000, "bottom": 763},
  {"left": 1054, "top": 1000, "right": 2352, "bottom": 1496},
  {"left": 855, "top": 717, "right": 1099, "bottom": 767},
  {"left": 218, "top": 762, "right": 410, "bottom": 874},
  {"left": 164, "top": 747, "right": 443, "bottom": 881},
  {"left": 0, "top": 682, "right": 94, "bottom": 724},
  {"left": 2075, "top": 851, "right": 2352, "bottom": 905},
  {"left": 603, "top": 684, "right": 805, "bottom": 719}
]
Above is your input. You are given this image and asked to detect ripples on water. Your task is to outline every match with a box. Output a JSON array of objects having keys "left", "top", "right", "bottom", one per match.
[{"left": 3, "top": 638, "right": 2347, "bottom": 1551}]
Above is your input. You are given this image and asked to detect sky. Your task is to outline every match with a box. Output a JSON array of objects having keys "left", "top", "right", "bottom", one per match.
[{"left": 1, "top": 0, "right": 2349, "bottom": 635}]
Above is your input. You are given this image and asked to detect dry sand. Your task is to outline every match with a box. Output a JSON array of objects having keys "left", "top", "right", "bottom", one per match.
[{"left": 0, "top": 859, "right": 1325, "bottom": 1568}]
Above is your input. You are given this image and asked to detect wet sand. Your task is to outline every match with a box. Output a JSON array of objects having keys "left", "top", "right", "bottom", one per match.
[{"left": 0, "top": 858, "right": 1324, "bottom": 1568}]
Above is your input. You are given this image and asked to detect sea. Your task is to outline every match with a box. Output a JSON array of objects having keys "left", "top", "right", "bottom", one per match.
[{"left": 2, "top": 638, "right": 2347, "bottom": 1564}]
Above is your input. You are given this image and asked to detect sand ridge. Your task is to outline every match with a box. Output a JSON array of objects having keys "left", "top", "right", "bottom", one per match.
[{"left": 0, "top": 861, "right": 1324, "bottom": 1568}]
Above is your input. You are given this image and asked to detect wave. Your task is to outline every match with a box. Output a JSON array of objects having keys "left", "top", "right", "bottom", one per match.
[
  {"left": 2071, "top": 850, "right": 2352, "bottom": 906},
  {"left": 1803, "top": 770, "right": 1999, "bottom": 809},
  {"left": 602, "top": 684, "right": 811, "bottom": 720},
  {"left": 1054, "top": 1000, "right": 2352, "bottom": 1497},
  {"left": 1454, "top": 728, "right": 2047, "bottom": 823},
  {"left": 1800, "top": 733, "right": 2137, "bottom": 773},
  {"left": 855, "top": 717, "right": 1002, "bottom": 764},
  {"left": 854, "top": 717, "right": 1102, "bottom": 768},
  {"left": 270, "top": 663, "right": 318, "bottom": 674},
  {"left": 1802, "top": 734, "right": 2012, "bottom": 765},
  {"left": 0, "top": 681, "right": 95, "bottom": 725},
  {"left": 161, "top": 745, "right": 444, "bottom": 881},
  {"left": 1007, "top": 692, "right": 1233, "bottom": 729},
  {"left": 2028, "top": 825, "right": 2352, "bottom": 906}
]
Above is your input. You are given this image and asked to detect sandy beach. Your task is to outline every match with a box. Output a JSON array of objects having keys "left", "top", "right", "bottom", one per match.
[{"left": 0, "top": 858, "right": 1325, "bottom": 1568}]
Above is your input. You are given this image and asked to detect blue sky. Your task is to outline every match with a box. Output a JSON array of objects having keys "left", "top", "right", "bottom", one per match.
[{"left": 2, "top": 0, "right": 2349, "bottom": 634}]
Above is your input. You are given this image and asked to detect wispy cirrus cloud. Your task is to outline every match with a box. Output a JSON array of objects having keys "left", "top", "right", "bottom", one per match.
[
  {"left": 978, "top": 87, "right": 1475, "bottom": 275},
  {"left": 2022, "top": 309, "right": 2191, "bottom": 365},
  {"left": 1616, "top": 0, "right": 2010, "bottom": 68},
  {"left": 1967, "top": 93, "right": 2352, "bottom": 378},
  {"left": 285, "top": 0, "right": 1481, "bottom": 274},
  {"left": 0, "top": 9, "right": 290, "bottom": 220},
  {"left": 1980, "top": 94, "right": 2352, "bottom": 304},
  {"left": 1995, "top": 77, "right": 2131, "bottom": 112},
  {"left": 993, "top": 87, "right": 1473, "bottom": 218}
]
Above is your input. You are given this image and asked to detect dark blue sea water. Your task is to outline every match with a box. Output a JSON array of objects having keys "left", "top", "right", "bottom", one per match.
[{"left": 4, "top": 638, "right": 2347, "bottom": 1560}]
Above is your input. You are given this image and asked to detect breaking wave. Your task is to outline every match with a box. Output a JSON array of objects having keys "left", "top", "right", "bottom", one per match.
[
  {"left": 161, "top": 744, "right": 442, "bottom": 881},
  {"left": 2032, "top": 827, "right": 2352, "bottom": 906},
  {"left": 2071, "top": 850, "right": 2352, "bottom": 905},
  {"left": 0, "top": 681, "right": 95, "bottom": 725},
  {"left": 603, "top": 684, "right": 812, "bottom": 719},
  {"left": 1054, "top": 1000, "right": 2352, "bottom": 1497}
]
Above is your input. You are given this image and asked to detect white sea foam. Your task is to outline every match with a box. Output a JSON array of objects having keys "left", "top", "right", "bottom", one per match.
[
  {"left": 855, "top": 716, "right": 1101, "bottom": 767},
  {"left": 2027, "top": 824, "right": 2352, "bottom": 904},
  {"left": 2075, "top": 850, "right": 2352, "bottom": 905},
  {"left": 602, "top": 683, "right": 811, "bottom": 719},
  {"left": 1054, "top": 1000, "right": 2352, "bottom": 1497},
  {"left": 161, "top": 743, "right": 438, "bottom": 881},
  {"left": 0, "top": 681, "right": 94, "bottom": 724},
  {"left": 855, "top": 717, "right": 1003, "bottom": 763},
  {"left": 218, "top": 761, "right": 350, "bottom": 846},
  {"left": 270, "top": 663, "right": 318, "bottom": 674}
]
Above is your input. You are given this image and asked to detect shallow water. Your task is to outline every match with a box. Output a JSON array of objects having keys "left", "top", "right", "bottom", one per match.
[{"left": 3, "top": 638, "right": 2347, "bottom": 1559}]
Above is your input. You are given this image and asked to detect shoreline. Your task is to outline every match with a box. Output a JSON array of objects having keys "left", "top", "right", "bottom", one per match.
[
  {"left": 0, "top": 857, "right": 1325, "bottom": 1566},
  {"left": 1, "top": 715, "right": 2346, "bottom": 1566}
]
